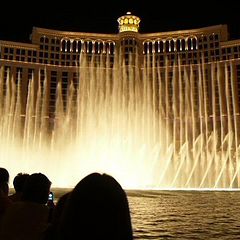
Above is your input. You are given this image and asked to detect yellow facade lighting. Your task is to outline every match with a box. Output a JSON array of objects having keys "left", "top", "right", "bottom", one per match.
[{"left": 117, "top": 12, "right": 141, "bottom": 33}]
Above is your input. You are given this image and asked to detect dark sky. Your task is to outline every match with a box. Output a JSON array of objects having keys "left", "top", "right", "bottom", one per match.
[{"left": 0, "top": 0, "right": 239, "bottom": 43}]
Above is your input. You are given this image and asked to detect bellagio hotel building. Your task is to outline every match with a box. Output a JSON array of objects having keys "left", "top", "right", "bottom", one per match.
[{"left": 1, "top": 12, "right": 240, "bottom": 134}]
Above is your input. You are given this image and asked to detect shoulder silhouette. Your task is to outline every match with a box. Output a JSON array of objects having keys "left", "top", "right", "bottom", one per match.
[{"left": 57, "top": 172, "right": 133, "bottom": 240}]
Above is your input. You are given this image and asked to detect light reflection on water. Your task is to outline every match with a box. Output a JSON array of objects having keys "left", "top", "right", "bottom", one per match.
[{"left": 54, "top": 190, "right": 240, "bottom": 239}]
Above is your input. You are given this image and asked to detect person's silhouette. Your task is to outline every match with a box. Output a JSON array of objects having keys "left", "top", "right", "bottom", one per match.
[
  {"left": 0, "top": 167, "right": 12, "bottom": 220},
  {"left": 0, "top": 172, "right": 52, "bottom": 240},
  {"left": 9, "top": 173, "right": 29, "bottom": 202},
  {"left": 56, "top": 172, "right": 133, "bottom": 240}
]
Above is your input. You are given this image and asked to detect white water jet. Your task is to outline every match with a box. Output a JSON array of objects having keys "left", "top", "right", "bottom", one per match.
[{"left": 0, "top": 53, "right": 239, "bottom": 189}]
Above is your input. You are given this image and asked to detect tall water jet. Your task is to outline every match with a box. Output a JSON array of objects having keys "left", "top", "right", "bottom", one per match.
[{"left": 0, "top": 52, "right": 240, "bottom": 189}]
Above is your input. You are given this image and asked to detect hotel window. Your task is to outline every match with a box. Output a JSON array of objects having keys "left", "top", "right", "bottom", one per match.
[
  {"left": 28, "top": 69, "right": 34, "bottom": 80},
  {"left": 16, "top": 67, "right": 23, "bottom": 83},
  {"left": 62, "top": 72, "right": 68, "bottom": 110},
  {"left": 49, "top": 71, "right": 57, "bottom": 115}
]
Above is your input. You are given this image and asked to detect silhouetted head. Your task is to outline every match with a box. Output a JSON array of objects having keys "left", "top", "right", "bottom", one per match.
[
  {"left": 0, "top": 168, "right": 9, "bottom": 184},
  {"left": 0, "top": 167, "right": 9, "bottom": 195},
  {"left": 58, "top": 173, "right": 133, "bottom": 240},
  {"left": 22, "top": 173, "right": 51, "bottom": 204},
  {"left": 13, "top": 173, "right": 29, "bottom": 192}
]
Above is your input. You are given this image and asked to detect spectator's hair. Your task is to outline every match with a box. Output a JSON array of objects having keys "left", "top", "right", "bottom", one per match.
[
  {"left": 22, "top": 173, "right": 51, "bottom": 204},
  {"left": 58, "top": 172, "right": 133, "bottom": 240},
  {"left": 13, "top": 173, "right": 30, "bottom": 192},
  {"left": 0, "top": 168, "right": 9, "bottom": 184}
]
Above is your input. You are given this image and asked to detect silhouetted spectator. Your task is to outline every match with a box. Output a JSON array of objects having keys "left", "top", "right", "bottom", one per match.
[
  {"left": 56, "top": 172, "right": 133, "bottom": 240},
  {"left": 9, "top": 172, "right": 29, "bottom": 202},
  {"left": 43, "top": 192, "right": 71, "bottom": 240},
  {"left": 46, "top": 191, "right": 56, "bottom": 222},
  {"left": 0, "top": 167, "right": 12, "bottom": 222},
  {"left": 0, "top": 172, "right": 52, "bottom": 240}
]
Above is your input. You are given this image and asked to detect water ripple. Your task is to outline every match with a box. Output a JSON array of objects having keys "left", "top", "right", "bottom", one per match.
[{"left": 128, "top": 190, "right": 240, "bottom": 239}]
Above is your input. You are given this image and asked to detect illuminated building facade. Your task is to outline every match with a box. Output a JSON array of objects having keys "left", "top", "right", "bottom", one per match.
[{"left": 1, "top": 12, "right": 240, "bottom": 129}]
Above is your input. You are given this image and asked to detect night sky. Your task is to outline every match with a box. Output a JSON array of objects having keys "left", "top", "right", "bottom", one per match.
[{"left": 0, "top": 0, "right": 239, "bottom": 43}]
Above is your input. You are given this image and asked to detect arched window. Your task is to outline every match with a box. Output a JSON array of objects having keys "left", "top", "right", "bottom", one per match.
[
  {"left": 72, "top": 41, "right": 77, "bottom": 52},
  {"left": 110, "top": 42, "right": 115, "bottom": 54},
  {"left": 182, "top": 39, "right": 186, "bottom": 51},
  {"left": 84, "top": 42, "right": 88, "bottom": 53},
  {"left": 192, "top": 38, "right": 197, "bottom": 50},
  {"left": 106, "top": 42, "right": 114, "bottom": 55},
  {"left": 176, "top": 39, "right": 181, "bottom": 51},
  {"left": 77, "top": 40, "right": 82, "bottom": 53},
  {"left": 155, "top": 41, "right": 159, "bottom": 53},
  {"left": 88, "top": 41, "right": 93, "bottom": 54},
  {"left": 61, "top": 40, "right": 66, "bottom": 52},
  {"left": 98, "top": 42, "right": 104, "bottom": 54},
  {"left": 187, "top": 38, "right": 192, "bottom": 51},
  {"left": 159, "top": 41, "right": 164, "bottom": 53},
  {"left": 66, "top": 40, "right": 71, "bottom": 52},
  {"left": 170, "top": 39, "right": 175, "bottom": 52},
  {"left": 148, "top": 42, "right": 153, "bottom": 54},
  {"left": 143, "top": 42, "right": 148, "bottom": 54},
  {"left": 40, "top": 37, "right": 45, "bottom": 43},
  {"left": 165, "top": 41, "right": 169, "bottom": 53}
]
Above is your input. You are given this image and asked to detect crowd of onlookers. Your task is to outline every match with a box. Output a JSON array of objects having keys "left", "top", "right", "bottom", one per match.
[{"left": 0, "top": 167, "right": 133, "bottom": 240}]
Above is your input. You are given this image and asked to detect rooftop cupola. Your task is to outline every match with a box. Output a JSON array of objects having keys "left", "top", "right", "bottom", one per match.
[{"left": 117, "top": 12, "right": 141, "bottom": 33}]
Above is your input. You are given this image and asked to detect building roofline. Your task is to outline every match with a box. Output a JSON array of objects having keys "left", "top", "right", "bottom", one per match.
[
  {"left": 220, "top": 39, "right": 240, "bottom": 47},
  {"left": 139, "top": 24, "right": 228, "bottom": 40},
  {"left": 31, "top": 24, "right": 229, "bottom": 42},
  {"left": 32, "top": 27, "right": 119, "bottom": 40},
  {"left": 0, "top": 40, "right": 39, "bottom": 49}
]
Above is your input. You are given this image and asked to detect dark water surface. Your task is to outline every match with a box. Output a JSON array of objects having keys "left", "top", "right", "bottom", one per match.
[{"left": 53, "top": 189, "right": 240, "bottom": 239}]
